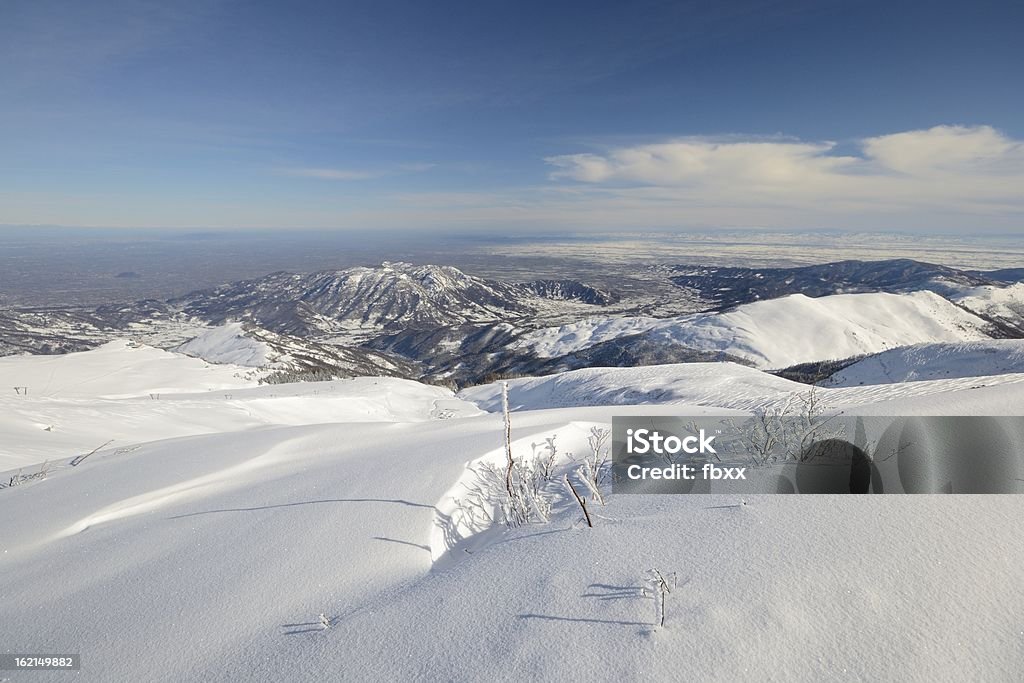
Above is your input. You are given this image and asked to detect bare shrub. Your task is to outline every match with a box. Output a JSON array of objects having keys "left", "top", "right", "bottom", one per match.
[
  {"left": 642, "top": 569, "right": 677, "bottom": 628},
  {"left": 564, "top": 474, "right": 592, "bottom": 528},
  {"left": 729, "top": 386, "right": 845, "bottom": 465},
  {"left": 3, "top": 460, "right": 51, "bottom": 489}
]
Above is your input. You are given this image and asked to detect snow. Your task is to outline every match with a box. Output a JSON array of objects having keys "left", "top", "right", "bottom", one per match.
[
  {"left": 0, "top": 340, "right": 255, "bottom": 400},
  {"left": 823, "top": 340, "right": 1024, "bottom": 387},
  {"left": 518, "top": 315, "right": 661, "bottom": 357},
  {"left": 952, "top": 282, "right": 1024, "bottom": 325},
  {"left": 0, "top": 341, "right": 481, "bottom": 470},
  {"left": 459, "top": 362, "right": 805, "bottom": 412},
  {"left": 521, "top": 290, "right": 993, "bottom": 368},
  {"left": 458, "top": 360, "right": 1024, "bottom": 417},
  {"left": 836, "top": 379, "right": 1024, "bottom": 416},
  {"left": 2, "top": 349, "right": 1024, "bottom": 681},
  {"left": 176, "top": 322, "right": 271, "bottom": 367}
]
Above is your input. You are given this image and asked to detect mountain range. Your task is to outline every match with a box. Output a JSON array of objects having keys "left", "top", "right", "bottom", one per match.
[{"left": 2, "top": 258, "right": 1023, "bottom": 387}]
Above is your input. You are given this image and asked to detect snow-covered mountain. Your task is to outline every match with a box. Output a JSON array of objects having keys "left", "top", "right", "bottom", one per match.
[
  {"left": 950, "top": 282, "right": 1024, "bottom": 336},
  {"left": 171, "top": 261, "right": 615, "bottom": 338},
  {"left": 669, "top": 258, "right": 996, "bottom": 310},
  {"left": 0, "top": 307, "right": 108, "bottom": 355},
  {"left": 3, "top": 256, "right": 1023, "bottom": 682},
  {"left": 821, "top": 339, "right": 1024, "bottom": 387},
  {"left": 176, "top": 321, "right": 419, "bottom": 381},
  {"left": 3, "top": 259, "right": 1023, "bottom": 386},
  {"left": 521, "top": 290, "right": 995, "bottom": 369}
]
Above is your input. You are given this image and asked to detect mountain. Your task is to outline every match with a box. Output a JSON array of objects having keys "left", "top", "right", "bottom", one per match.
[
  {"left": 949, "top": 283, "right": 1024, "bottom": 336},
  {"left": 171, "top": 262, "right": 616, "bottom": 339},
  {"left": 669, "top": 258, "right": 994, "bottom": 311},
  {"left": 176, "top": 322, "right": 419, "bottom": 382},
  {"left": 518, "top": 279, "right": 620, "bottom": 305},
  {"left": 821, "top": 340, "right": 1024, "bottom": 387},
  {"left": 0, "top": 308, "right": 108, "bottom": 355},
  {"left": 519, "top": 290, "right": 995, "bottom": 369},
  {"left": 972, "top": 267, "right": 1024, "bottom": 284},
  {"left": 3, "top": 258, "right": 1024, "bottom": 387}
]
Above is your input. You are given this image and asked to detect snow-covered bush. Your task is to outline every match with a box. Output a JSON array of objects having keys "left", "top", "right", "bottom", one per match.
[
  {"left": 454, "top": 383, "right": 561, "bottom": 528},
  {"left": 574, "top": 426, "right": 610, "bottom": 506},
  {"left": 462, "top": 457, "right": 555, "bottom": 528}
]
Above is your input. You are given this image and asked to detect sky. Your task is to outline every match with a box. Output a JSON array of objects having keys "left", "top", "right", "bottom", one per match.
[{"left": 1, "top": 0, "right": 1022, "bottom": 234}]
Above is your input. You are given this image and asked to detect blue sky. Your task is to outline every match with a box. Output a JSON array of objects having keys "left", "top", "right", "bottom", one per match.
[{"left": 1, "top": 0, "right": 1022, "bottom": 232}]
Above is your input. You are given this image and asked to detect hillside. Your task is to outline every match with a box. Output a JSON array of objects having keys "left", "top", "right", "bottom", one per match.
[
  {"left": 823, "top": 340, "right": 1024, "bottom": 387},
  {"left": 669, "top": 258, "right": 993, "bottom": 309},
  {"left": 521, "top": 290, "right": 994, "bottom": 369},
  {"left": 0, "top": 341, "right": 470, "bottom": 470},
  {"left": 2, "top": 352, "right": 1023, "bottom": 681}
]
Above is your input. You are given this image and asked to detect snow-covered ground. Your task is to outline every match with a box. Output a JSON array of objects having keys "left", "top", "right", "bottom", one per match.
[
  {"left": 460, "top": 362, "right": 803, "bottom": 412},
  {"left": 460, "top": 360, "right": 1024, "bottom": 416},
  {"left": 520, "top": 290, "right": 994, "bottom": 368},
  {"left": 0, "top": 340, "right": 257, "bottom": 400},
  {"left": 2, "top": 343, "right": 1023, "bottom": 681},
  {"left": 823, "top": 340, "right": 1024, "bottom": 387},
  {"left": 176, "top": 322, "right": 271, "bottom": 367},
  {"left": 0, "top": 341, "right": 476, "bottom": 470},
  {"left": 952, "top": 282, "right": 1024, "bottom": 327}
]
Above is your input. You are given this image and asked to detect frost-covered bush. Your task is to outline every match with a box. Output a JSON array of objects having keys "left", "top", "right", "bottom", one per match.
[
  {"left": 574, "top": 426, "right": 610, "bottom": 506},
  {"left": 454, "top": 383, "right": 561, "bottom": 529}
]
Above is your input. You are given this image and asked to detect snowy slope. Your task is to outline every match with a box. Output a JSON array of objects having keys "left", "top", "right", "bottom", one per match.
[
  {"left": 521, "top": 315, "right": 662, "bottom": 357},
  {"left": 0, "top": 340, "right": 256, "bottom": 399},
  {"left": 459, "top": 362, "right": 805, "bottom": 412},
  {"left": 174, "top": 321, "right": 419, "bottom": 380},
  {"left": 823, "top": 340, "right": 1024, "bottom": 387},
  {"left": 521, "top": 290, "right": 994, "bottom": 368},
  {"left": 2, "top": 380, "right": 1023, "bottom": 681},
  {"left": 3, "top": 344, "right": 1024, "bottom": 681},
  {"left": 951, "top": 282, "right": 1024, "bottom": 334},
  {"left": 176, "top": 322, "right": 271, "bottom": 367},
  {"left": 0, "top": 342, "right": 479, "bottom": 470},
  {"left": 459, "top": 361, "right": 1024, "bottom": 418}
]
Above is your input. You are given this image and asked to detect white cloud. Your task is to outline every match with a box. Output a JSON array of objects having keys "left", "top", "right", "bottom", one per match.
[
  {"left": 861, "top": 125, "right": 1024, "bottom": 175},
  {"left": 8, "top": 126, "right": 1020, "bottom": 233},
  {"left": 543, "top": 125, "right": 1024, "bottom": 227},
  {"left": 547, "top": 139, "right": 854, "bottom": 187}
]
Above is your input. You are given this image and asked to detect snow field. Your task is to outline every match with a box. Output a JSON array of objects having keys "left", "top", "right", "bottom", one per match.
[{"left": 2, "top": 342, "right": 1024, "bottom": 680}]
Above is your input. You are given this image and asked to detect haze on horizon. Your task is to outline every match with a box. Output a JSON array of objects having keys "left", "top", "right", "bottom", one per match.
[{"left": 1, "top": 0, "right": 1022, "bottom": 235}]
